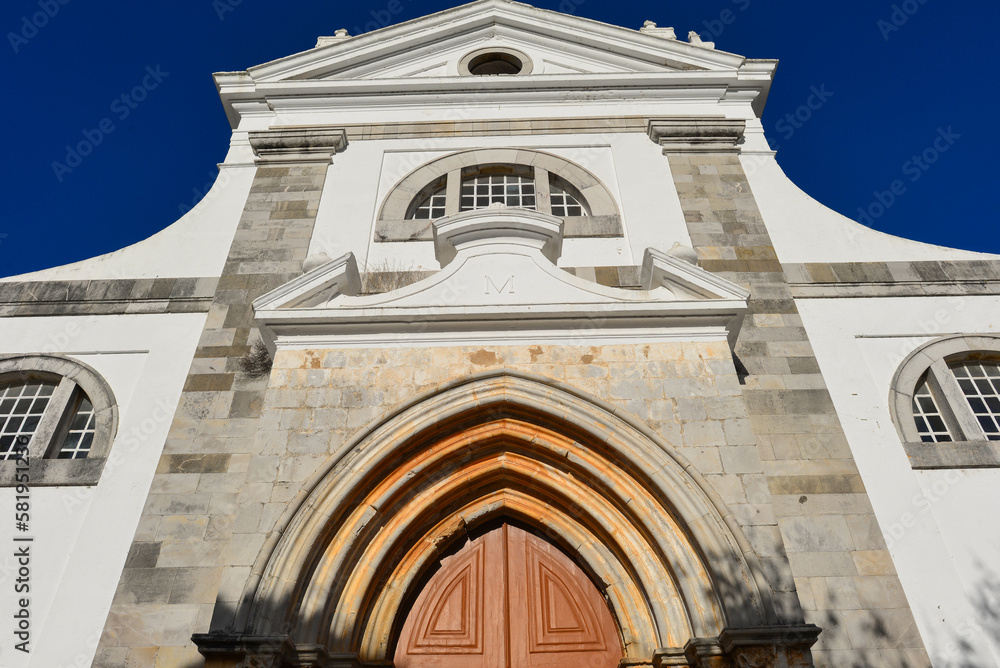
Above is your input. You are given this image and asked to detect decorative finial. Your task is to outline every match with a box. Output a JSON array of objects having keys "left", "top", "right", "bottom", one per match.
[
  {"left": 640, "top": 22, "right": 677, "bottom": 39},
  {"left": 316, "top": 30, "right": 352, "bottom": 48},
  {"left": 688, "top": 31, "right": 715, "bottom": 49}
]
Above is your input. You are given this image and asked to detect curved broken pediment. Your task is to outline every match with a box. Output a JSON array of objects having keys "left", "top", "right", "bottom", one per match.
[{"left": 252, "top": 207, "right": 749, "bottom": 350}]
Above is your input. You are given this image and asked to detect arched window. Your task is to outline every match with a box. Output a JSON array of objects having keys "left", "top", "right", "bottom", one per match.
[
  {"left": 891, "top": 335, "right": 1000, "bottom": 468},
  {"left": 379, "top": 149, "right": 620, "bottom": 243},
  {"left": 0, "top": 355, "right": 118, "bottom": 485},
  {"left": 0, "top": 379, "right": 96, "bottom": 459},
  {"left": 406, "top": 165, "right": 590, "bottom": 221}
]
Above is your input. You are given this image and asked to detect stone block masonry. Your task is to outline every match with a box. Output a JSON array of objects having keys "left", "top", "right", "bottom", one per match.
[
  {"left": 99, "top": 329, "right": 811, "bottom": 663},
  {"left": 95, "top": 147, "right": 338, "bottom": 667},
  {"left": 666, "top": 149, "right": 930, "bottom": 668},
  {"left": 215, "top": 340, "right": 804, "bottom": 649}
]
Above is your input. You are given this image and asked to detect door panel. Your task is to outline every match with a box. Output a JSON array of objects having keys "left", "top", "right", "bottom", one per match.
[
  {"left": 510, "top": 526, "right": 619, "bottom": 668},
  {"left": 396, "top": 528, "right": 505, "bottom": 668},
  {"left": 395, "top": 525, "right": 621, "bottom": 668}
]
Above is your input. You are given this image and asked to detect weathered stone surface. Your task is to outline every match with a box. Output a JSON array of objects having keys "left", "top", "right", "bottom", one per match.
[
  {"left": 99, "top": 161, "right": 333, "bottom": 661},
  {"left": 667, "top": 152, "right": 925, "bottom": 662}
]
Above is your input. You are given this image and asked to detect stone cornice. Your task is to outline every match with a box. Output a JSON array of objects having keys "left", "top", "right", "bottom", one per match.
[
  {"left": 0, "top": 277, "right": 217, "bottom": 316},
  {"left": 218, "top": 74, "right": 768, "bottom": 129},
  {"left": 719, "top": 625, "right": 823, "bottom": 651},
  {"left": 248, "top": 127, "right": 348, "bottom": 165},
  {"left": 647, "top": 118, "right": 746, "bottom": 154}
]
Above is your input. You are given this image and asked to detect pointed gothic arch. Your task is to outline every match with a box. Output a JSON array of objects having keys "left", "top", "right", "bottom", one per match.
[{"left": 225, "top": 371, "right": 785, "bottom": 665}]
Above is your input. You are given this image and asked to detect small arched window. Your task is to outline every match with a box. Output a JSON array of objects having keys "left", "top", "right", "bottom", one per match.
[
  {"left": 379, "top": 149, "right": 620, "bottom": 243},
  {"left": 891, "top": 335, "right": 1000, "bottom": 468},
  {"left": 0, "top": 355, "right": 118, "bottom": 485},
  {"left": 406, "top": 165, "right": 589, "bottom": 221},
  {"left": 0, "top": 379, "right": 97, "bottom": 459}
]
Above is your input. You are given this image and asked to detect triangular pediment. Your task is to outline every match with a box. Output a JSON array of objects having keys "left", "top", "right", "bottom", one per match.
[
  {"left": 253, "top": 208, "right": 749, "bottom": 351},
  {"left": 244, "top": 0, "right": 746, "bottom": 84}
]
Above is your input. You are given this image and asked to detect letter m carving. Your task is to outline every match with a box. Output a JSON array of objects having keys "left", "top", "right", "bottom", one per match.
[{"left": 485, "top": 275, "right": 515, "bottom": 295}]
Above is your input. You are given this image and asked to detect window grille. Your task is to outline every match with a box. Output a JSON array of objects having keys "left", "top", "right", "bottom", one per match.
[
  {"left": 460, "top": 174, "right": 536, "bottom": 211},
  {"left": 0, "top": 382, "right": 56, "bottom": 459}
]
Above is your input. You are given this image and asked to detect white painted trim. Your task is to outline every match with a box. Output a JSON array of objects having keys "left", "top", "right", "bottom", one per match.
[{"left": 254, "top": 208, "right": 749, "bottom": 353}]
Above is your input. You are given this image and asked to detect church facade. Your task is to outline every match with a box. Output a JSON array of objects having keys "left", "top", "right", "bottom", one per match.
[{"left": 1, "top": 2, "right": 999, "bottom": 667}]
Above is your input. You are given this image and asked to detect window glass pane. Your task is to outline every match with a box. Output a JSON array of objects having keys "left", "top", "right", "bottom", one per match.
[
  {"left": 912, "top": 379, "right": 952, "bottom": 443},
  {"left": 408, "top": 186, "right": 448, "bottom": 221},
  {"left": 0, "top": 381, "right": 57, "bottom": 460},
  {"left": 550, "top": 184, "right": 589, "bottom": 217},
  {"left": 952, "top": 361, "right": 1000, "bottom": 441},
  {"left": 978, "top": 416, "right": 998, "bottom": 434},
  {"left": 56, "top": 391, "right": 97, "bottom": 460},
  {"left": 927, "top": 416, "right": 947, "bottom": 432},
  {"left": 458, "top": 175, "right": 537, "bottom": 212}
]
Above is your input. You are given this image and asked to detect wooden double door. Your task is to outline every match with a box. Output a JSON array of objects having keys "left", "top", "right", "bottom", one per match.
[{"left": 395, "top": 524, "right": 622, "bottom": 668}]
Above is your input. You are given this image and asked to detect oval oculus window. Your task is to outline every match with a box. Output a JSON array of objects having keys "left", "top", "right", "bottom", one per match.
[{"left": 468, "top": 52, "right": 523, "bottom": 75}]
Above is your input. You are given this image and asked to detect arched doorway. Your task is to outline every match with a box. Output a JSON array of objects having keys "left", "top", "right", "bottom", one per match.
[
  {"left": 395, "top": 523, "right": 622, "bottom": 668},
  {"left": 206, "top": 374, "right": 804, "bottom": 667}
]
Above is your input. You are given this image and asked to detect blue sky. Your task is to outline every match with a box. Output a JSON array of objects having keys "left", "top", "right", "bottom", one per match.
[{"left": 2, "top": 0, "right": 997, "bottom": 277}]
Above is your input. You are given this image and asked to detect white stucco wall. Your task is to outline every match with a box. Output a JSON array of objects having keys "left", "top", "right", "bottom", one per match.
[
  {"left": 0, "top": 313, "right": 205, "bottom": 668},
  {"left": 741, "top": 148, "right": 993, "bottom": 265},
  {"left": 2, "top": 164, "right": 255, "bottom": 283},
  {"left": 797, "top": 296, "right": 1000, "bottom": 668},
  {"left": 307, "top": 132, "right": 690, "bottom": 273}
]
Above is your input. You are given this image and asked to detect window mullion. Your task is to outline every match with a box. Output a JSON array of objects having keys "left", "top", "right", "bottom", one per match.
[
  {"left": 444, "top": 170, "right": 461, "bottom": 217},
  {"left": 534, "top": 167, "right": 552, "bottom": 215},
  {"left": 928, "top": 359, "right": 983, "bottom": 441},
  {"left": 25, "top": 377, "right": 76, "bottom": 458}
]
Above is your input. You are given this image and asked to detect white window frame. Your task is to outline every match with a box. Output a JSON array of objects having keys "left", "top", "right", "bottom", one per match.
[
  {"left": 890, "top": 335, "right": 1000, "bottom": 469},
  {"left": 0, "top": 355, "right": 118, "bottom": 486},
  {"left": 406, "top": 166, "right": 590, "bottom": 222}
]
